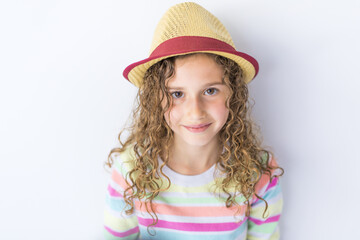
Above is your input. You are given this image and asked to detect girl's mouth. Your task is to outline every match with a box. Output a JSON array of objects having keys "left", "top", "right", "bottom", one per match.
[{"left": 184, "top": 123, "right": 211, "bottom": 133}]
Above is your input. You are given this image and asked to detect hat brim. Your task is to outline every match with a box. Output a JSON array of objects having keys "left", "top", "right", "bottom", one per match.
[{"left": 123, "top": 36, "right": 259, "bottom": 87}]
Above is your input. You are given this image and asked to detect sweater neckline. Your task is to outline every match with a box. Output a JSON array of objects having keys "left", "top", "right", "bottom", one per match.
[{"left": 157, "top": 156, "right": 217, "bottom": 186}]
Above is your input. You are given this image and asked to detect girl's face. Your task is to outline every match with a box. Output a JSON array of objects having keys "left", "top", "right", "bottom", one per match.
[{"left": 163, "top": 54, "right": 230, "bottom": 148}]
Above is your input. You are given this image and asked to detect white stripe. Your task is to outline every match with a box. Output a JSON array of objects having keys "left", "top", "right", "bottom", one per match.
[{"left": 109, "top": 178, "right": 126, "bottom": 193}]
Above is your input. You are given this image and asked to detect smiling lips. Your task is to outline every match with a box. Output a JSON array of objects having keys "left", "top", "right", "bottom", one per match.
[{"left": 184, "top": 123, "right": 212, "bottom": 133}]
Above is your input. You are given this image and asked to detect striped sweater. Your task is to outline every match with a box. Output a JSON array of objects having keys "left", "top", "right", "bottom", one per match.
[{"left": 104, "top": 147, "right": 283, "bottom": 240}]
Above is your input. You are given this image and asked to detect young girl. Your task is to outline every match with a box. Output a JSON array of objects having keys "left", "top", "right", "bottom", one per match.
[{"left": 104, "top": 2, "right": 284, "bottom": 240}]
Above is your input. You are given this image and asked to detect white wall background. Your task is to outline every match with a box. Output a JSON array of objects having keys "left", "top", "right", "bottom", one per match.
[{"left": 1, "top": 0, "right": 359, "bottom": 239}]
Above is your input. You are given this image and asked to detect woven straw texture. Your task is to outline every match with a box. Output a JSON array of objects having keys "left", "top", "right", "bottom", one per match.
[{"left": 150, "top": 2, "right": 235, "bottom": 53}]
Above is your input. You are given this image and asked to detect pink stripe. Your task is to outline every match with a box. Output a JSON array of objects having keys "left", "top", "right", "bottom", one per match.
[
  {"left": 252, "top": 177, "right": 279, "bottom": 204},
  {"left": 135, "top": 201, "right": 244, "bottom": 217},
  {"left": 249, "top": 215, "right": 281, "bottom": 225},
  {"left": 104, "top": 225, "right": 139, "bottom": 237},
  {"left": 107, "top": 184, "right": 122, "bottom": 197},
  {"left": 266, "top": 177, "right": 279, "bottom": 191},
  {"left": 138, "top": 217, "right": 245, "bottom": 232}
]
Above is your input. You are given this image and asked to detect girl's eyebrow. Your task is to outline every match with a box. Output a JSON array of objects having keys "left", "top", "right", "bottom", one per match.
[{"left": 167, "top": 82, "right": 225, "bottom": 90}]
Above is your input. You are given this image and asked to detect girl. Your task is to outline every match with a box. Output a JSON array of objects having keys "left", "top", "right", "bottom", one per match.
[{"left": 104, "top": 2, "right": 284, "bottom": 240}]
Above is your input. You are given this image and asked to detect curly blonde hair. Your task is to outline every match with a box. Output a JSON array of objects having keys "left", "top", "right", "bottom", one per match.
[{"left": 106, "top": 52, "right": 284, "bottom": 229}]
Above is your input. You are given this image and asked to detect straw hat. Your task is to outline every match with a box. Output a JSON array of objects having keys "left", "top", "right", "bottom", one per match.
[{"left": 123, "top": 2, "right": 259, "bottom": 87}]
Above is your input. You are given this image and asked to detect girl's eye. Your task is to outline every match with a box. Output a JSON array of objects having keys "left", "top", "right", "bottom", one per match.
[
  {"left": 204, "top": 88, "right": 218, "bottom": 96},
  {"left": 171, "top": 91, "right": 183, "bottom": 99}
]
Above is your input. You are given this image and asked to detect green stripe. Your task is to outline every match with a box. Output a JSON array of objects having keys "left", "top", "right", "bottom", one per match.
[
  {"left": 247, "top": 221, "right": 277, "bottom": 234},
  {"left": 155, "top": 194, "right": 246, "bottom": 204}
]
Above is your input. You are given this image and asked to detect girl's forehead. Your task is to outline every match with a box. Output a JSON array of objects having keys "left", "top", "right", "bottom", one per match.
[
  {"left": 174, "top": 53, "right": 217, "bottom": 66},
  {"left": 166, "top": 54, "right": 224, "bottom": 87}
]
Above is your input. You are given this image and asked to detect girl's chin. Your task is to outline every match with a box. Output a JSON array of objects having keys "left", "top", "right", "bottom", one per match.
[{"left": 174, "top": 134, "right": 219, "bottom": 148}]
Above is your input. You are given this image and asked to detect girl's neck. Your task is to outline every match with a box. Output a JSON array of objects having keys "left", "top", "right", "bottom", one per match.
[{"left": 165, "top": 137, "right": 222, "bottom": 176}]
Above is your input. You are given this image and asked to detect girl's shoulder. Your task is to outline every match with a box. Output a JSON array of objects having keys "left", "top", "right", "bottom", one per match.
[
  {"left": 254, "top": 152, "right": 282, "bottom": 198},
  {"left": 110, "top": 144, "right": 137, "bottom": 177}
]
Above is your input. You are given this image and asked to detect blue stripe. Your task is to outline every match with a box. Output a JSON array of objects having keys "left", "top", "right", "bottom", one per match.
[
  {"left": 252, "top": 181, "right": 282, "bottom": 207},
  {"left": 262, "top": 181, "right": 282, "bottom": 200},
  {"left": 106, "top": 193, "right": 127, "bottom": 212}
]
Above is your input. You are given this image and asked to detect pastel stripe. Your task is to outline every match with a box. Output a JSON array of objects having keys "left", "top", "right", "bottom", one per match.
[
  {"left": 159, "top": 190, "right": 245, "bottom": 199},
  {"left": 138, "top": 217, "right": 246, "bottom": 232},
  {"left": 137, "top": 221, "right": 248, "bottom": 240},
  {"left": 266, "top": 177, "right": 279, "bottom": 191},
  {"left": 249, "top": 215, "right": 281, "bottom": 225},
  {"left": 105, "top": 194, "right": 127, "bottom": 212},
  {"left": 104, "top": 225, "right": 139, "bottom": 238},
  {"left": 143, "top": 213, "right": 246, "bottom": 223},
  {"left": 111, "top": 168, "right": 129, "bottom": 190},
  {"left": 154, "top": 193, "right": 246, "bottom": 205},
  {"left": 252, "top": 177, "right": 279, "bottom": 204},
  {"left": 135, "top": 201, "right": 245, "bottom": 217},
  {"left": 108, "top": 184, "right": 122, "bottom": 197}
]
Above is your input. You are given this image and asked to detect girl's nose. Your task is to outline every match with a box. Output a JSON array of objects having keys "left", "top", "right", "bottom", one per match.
[{"left": 186, "top": 97, "right": 205, "bottom": 120}]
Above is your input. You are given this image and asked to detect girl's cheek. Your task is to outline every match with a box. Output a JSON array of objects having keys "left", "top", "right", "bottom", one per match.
[
  {"left": 168, "top": 106, "right": 180, "bottom": 122},
  {"left": 213, "top": 99, "right": 230, "bottom": 120},
  {"left": 164, "top": 107, "right": 178, "bottom": 128}
]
